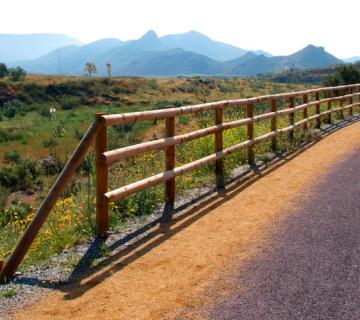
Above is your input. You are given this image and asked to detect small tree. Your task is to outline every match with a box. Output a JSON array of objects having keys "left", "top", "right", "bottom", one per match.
[
  {"left": 8, "top": 67, "right": 26, "bottom": 81},
  {"left": 0, "top": 63, "right": 8, "bottom": 78},
  {"left": 84, "top": 62, "right": 97, "bottom": 79},
  {"left": 106, "top": 62, "right": 112, "bottom": 81}
]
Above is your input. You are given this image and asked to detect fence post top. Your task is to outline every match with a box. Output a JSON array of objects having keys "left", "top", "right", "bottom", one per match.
[{"left": 95, "top": 112, "right": 107, "bottom": 125}]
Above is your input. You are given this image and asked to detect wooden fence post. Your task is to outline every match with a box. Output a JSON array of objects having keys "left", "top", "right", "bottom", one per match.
[
  {"left": 246, "top": 103, "right": 255, "bottom": 165},
  {"left": 289, "top": 97, "right": 295, "bottom": 141},
  {"left": 95, "top": 113, "right": 109, "bottom": 237},
  {"left": 303, "top": 94, "right": 308, "bottom": 131},
  {"left": 215, "top": 107, "right": 224, "bottom": 188},
  {"left": 327, "top": 90, "right": 333, "bottom": 124},
  {"left": 349, "top": 87, "right": 353, "bottom": 116},
  {"left": 340, "top": 88, "right": 344, "bottom": 119},
  {"left": 165, "top": 116, "right": 176, "bottom": 203},
  {"left": 315, "top": 92, "right": 321, "bottom": 128},
  {"left": 271, "top": 99, "right": 277, "bottom": 152}
]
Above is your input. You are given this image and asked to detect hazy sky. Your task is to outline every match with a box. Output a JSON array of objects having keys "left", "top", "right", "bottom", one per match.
[{"left": 1, "top": 0, "right": 359, "bottom": 57}]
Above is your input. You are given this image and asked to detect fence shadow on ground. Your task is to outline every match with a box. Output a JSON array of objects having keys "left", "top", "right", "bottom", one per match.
[{"left": 15, "top": 115, "right": 360, "bottom": 300}]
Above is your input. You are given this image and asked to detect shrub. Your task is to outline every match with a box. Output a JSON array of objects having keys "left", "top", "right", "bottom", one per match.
[
  {"left": 61, "top": 97, "right": 82, "bottom": 110},
  {"left": 21, "top": 83, "right": 47, "bottom": 101},
  {"left": 0, "top": 63, "right": 8, "bottom": 78},
  {"left": 154, "top": 100, "right": 170, "bottom": 110},
  {"left": 3, "top": 99, "right": 23, "bottom": 116},
  {"left": 8, "top": 67, "right": 26, "bottom": 82},
  {"left": 173, "top": 100, "right": 183, "bottom": 108},
  {"left": 148, "top": 79, "right": 160, "bottom": 90},
  {"left": 42, "top": 138, "right": 58, "bottom": 148},
  {"left": 16, "top": 91, "right": 32, "bottom": 104},
  {"left": 3, "top": 106, "right": 16, "bottom": 118},
  {"left": 112, "top": 83, "right": 137, "bottom": 94},
  {"left": 4, "top": 150, "right": 21, "bottom": 165},
  {"left": 45, "top": 81, "right": 95, "bottom": 97},
  {"left": 0, "top": 157, "right": 39, "bottom": 191},
  {"left": 37, "top": 104, "right": 57, "bottom": 117},
  {"left": 117, "top": 186, "right": 162, "bottom": 219},
  {"left": 324, "top": 64, "right": 360, "bottom": 86},
  {"left": 0, "top": 128, "right": 24, "bottom": 143}
]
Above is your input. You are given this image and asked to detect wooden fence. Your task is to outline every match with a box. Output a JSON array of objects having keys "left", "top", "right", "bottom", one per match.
[{"left": 1, "top": 83, "right": 360, "bottom": 282}]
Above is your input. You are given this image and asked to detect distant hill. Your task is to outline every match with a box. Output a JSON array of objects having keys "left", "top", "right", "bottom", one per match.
[
  {"left": 161, "top": 30, "right": 248, "bottom": 61},
  {"left": 122, "top": 48, "right": 224, "bottom": 76},
  {"left": 0, "top": 34, "right": 82, "bottom": 63},
  {"left": 10, "top": 38, "right": 128, "bottom": 74},
  {"left": 283, "top": 45, "right": 342, "bottom": 69},
  {"left": 226, "top": 45, "right": 343, "bottom": 76},
  {"left": 343, "top": 56, "right": 360, "bottom": 63},
  {"left": 4, "top": 31, "right": 344, "bottom": 76}
]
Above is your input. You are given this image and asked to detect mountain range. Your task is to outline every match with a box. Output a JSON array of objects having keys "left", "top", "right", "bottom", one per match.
[
  {"left": 1, "top": 31, "right": 348, "bottom": 76},
  {"left": 0, "top": 34, "right": 81, "bottom": 63}
]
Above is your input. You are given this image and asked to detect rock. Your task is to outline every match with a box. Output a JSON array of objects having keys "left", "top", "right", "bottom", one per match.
[{"left": 40, "top": 156, "right": 62, "bottom": 174}]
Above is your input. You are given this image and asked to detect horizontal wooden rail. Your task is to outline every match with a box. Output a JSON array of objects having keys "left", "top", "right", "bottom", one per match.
[
  {"left": 102, "top": 84, "right": 360, "bottom": 125},
  {"left": 103, "top": 92, "right": 360, "bottom": 163},
  {"left": 105, "top": 101, "right": 360, "bottom": 203},
  {"left": 1, "top": 83, "right": 360, "bottom": 282}
]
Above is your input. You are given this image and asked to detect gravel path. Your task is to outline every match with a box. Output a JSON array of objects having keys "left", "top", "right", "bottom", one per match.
[{"left": 209, "top": 143, "right": 360, "bottom": 319}]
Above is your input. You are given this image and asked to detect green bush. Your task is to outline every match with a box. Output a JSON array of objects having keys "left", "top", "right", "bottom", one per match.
[
  {"left": 3, "top": 106, "right": 16, "bottom": 118},
  {"left": 0, "top": 157, "right": 39, "bottom": 191},
  {"left": 61, "top": 97, "right": 82, "bottom": 110},
  {"left": 15, "top": 91, "right": 32, "bottom": 104},
  {"left": 116, "top": 186, "right": 162, "bottom": 220},
  {"left": 21, "top": 82, "right": 47, "bottom": 101},
  {"left": 2, "top": 99, "right": 24, "bottom": 119},
  {"left": 8, "top": 67, "right": 26, "bottom": 82},
  {"left": 42, "top": 138, "right": 58, "bottom": 148},
  {"left": 0, "top": 63, "right": 8, "bottom": 78},
  {"left": 112, "top": 83, "right": 137, "bottom": 94},
  {"left": 0, "top": 128, "right": 24, "bottom": 143},
  {"left": 4, "top": 150, "right": 21, "bottom": 165},
  {"left": 324, "top": 64, "right": 360, "bottom": 86},
  {"left": 148, "top": 79, "right": 160, "bottom": 90}
]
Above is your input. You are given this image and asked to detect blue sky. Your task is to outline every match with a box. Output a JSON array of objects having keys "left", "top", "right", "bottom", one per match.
[{"left": 1, "top": 0, "right": 359, "bottom": 58}]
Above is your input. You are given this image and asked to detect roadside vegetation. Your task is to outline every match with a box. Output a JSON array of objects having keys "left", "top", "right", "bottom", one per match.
[{"left": 0, "top": 67, "right": 357, "bottom": 270}]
